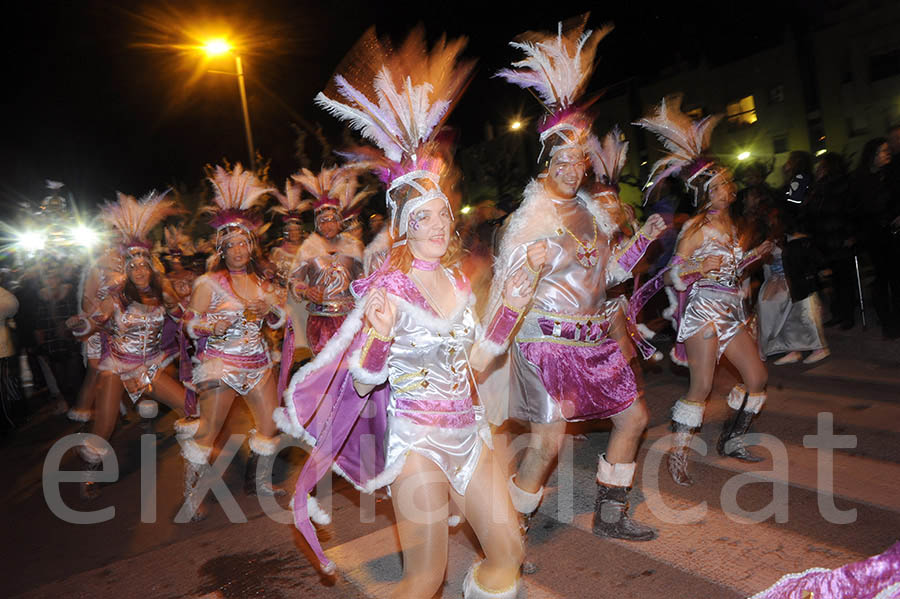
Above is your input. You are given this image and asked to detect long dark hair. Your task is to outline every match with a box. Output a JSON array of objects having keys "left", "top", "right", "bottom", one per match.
[
  {"left": 122, "top": 267, "right": 164, "bottom": 305},
  {"left": 855, "top": 137, "right": 888, "bottom": 176}
]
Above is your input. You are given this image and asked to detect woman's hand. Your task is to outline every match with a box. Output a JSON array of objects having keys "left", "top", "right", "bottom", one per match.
[
  {"left": 212, "top": 318, "right": 235, "bottom": 336},
  {"left": 65, "top": 316, "right": 85, "bottom": 331},
  {"left": 502, "top": 267, "right": 535, "bottom": 311},
  {"left": 755, "top": 240, "right": 776, "bottom": 257},
  {"left": 526, "top": 240, "right": 548, "bottom": 275},
  {"left": 246, "top": 298, "right": 269, "bottom": 317},
  {"left": 364, "top": 288, "right": 396, "bottom": 338},
  {"left": 701, "top": 255, "right": 724, "bottom": 274},
  {"left": 641, "top": 213, "right": 667, "bottom": 241}
]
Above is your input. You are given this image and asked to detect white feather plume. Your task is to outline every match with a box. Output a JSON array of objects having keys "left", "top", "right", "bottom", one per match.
[
  {"left": 272, "top": 178, "right": 314, "bottom": 216},
  {"left": 290, "top": 167, "right": 350, "bottom": 204},
  {"left": 207, "top": 163, "right": 274, "bottom": 212},
  {"left": 588, "top": 126, "right": 629, "bottom": 185},
  {"left": 495, "top": 15, "right": 612, "bottom": 110},
  {"left": 101, "top": 190, "right": 175, "bottom": 245}
]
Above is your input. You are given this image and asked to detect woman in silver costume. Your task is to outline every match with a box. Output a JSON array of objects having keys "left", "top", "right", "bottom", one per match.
[
  {"left": 66, "top": 191, "right": 188, "bottom": 498},
  {"left": 636, "top": 96, "right": 774, "bottom": 486},
  {"left": 278, "top": 29, "right": 526, "bottom": 598},
  {"left": 179, "top": 165, "right": 288, "bottom": 521}
]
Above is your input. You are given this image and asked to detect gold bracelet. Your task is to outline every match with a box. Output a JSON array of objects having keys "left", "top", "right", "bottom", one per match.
[{"left": 366, "top": 327, "right": 392, "bottom": 342}]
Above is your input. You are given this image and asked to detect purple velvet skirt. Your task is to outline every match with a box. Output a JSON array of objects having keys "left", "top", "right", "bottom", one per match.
[
  {"left": 306, "top": 314, "right": 347, "bottom": 355},
  {"left": 515, "top": 338, "right": 637, "bottom": 422}
]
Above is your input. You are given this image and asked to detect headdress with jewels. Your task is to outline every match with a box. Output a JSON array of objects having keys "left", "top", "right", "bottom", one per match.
[
  {"left": 634, "top": 94, "right": 725, "bottom": 206},
  {"left": 496, "top": 14, "right": 612, "bottom": 165},
  {"left": 271, "top": 178, "right": 313, "bottom": 225},
  {"left": 100, "top": 190, "right": 176, "bottom": 268},
  {"left": 204, "top": 163, "right": 275, "bottom": 250},
  {"left": 314, "top": 26, "right": 474, "bottom": 247}
]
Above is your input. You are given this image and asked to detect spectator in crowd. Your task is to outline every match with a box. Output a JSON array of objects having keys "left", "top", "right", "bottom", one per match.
[
  {"left": 35, "top": 264, "right": 83, "bottom": 413},
  {"left": 853, "top": 138, "right": 899, "bottom": 338},
  {"left": 0, "top": 285, "right": 22, "bottom": 433}
]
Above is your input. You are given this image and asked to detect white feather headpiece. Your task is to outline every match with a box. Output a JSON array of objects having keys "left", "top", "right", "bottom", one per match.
[
  {"left": 272, "top": 178, "right": 314, "bottom": 222},
  {"left": 496, "top": 15, "right": 612, "bottom": 162},
  {"left": 634, "top": 94, "right": 724, "bottom": 204},
  {"left": 205, "top": 163, "right": 275, "bottom": 247},
  {"left": 101, "top": 190, "right": 175, "bottom": 260},
  {"left": 314, "top": 27, "right": 473, "bottom": 243},
  {"left": 291, "top": 167, "right": 349, "bottom": 213},
  {"left": 588, "top": 126, "right": 629, "bottom": 187}
]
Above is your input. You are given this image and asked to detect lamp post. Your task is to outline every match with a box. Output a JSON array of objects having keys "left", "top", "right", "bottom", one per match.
[{"left": 202, "top": 39, "right": 256, "bottom": 171}]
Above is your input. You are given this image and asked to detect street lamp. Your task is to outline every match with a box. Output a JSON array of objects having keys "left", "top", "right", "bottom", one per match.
[
  {"left": 737, "top": 150, "right": 751, "bottom": 161},
  {"left": 201, "top": 38, "right": 256, "bottom": 171},
  {"left": 510, "top": 120, "right": 523, "bottom": 131}
]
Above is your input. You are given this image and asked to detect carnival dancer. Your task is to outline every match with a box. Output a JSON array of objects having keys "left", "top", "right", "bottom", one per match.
[
  {"left": 289, "top": 168, "right": 367, "bottom": 355},
  {"left": 275, "top": 28, "right": 525, "bottom": 598},
  {"left": 632, "top": 95, "right": 774, "bottom": 486},
  {"left": 66, "top": 191, "right": 188, "bottom": 498},
  {"left": 489, "top": 16, "right": 665, "bottom": 542},
  {"left": 67, "top": 242, "right": 124, "bottom": 424},
  {"left": 179, "top": 164, "right": 288, "bottom": 520}
]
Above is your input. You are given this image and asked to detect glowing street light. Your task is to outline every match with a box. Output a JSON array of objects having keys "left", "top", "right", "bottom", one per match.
[
  {"left": 737, "top": 151, "right": 751, "bottom": 161},
  {"left": 510, "top": 120, "right": 523, "bottom": 131},
  {"left": 70, "top": 224, "right": 100, "bottom": 249},
  {"left": 815, "top": 149, "right": 827, "bottom": 157},
  {"left": 460, "top": 205, "right": 472, "bottom": 215},
  {"left": 198, "top": 37, "right": 256, "bottom": 171},
  {"left": 202, "top": 38, "right": 232, "bottom": 57}
]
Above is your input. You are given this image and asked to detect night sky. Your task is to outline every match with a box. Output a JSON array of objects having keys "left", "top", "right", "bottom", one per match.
[{"left": 1, "top": 0, "right": 812, "bottom": 219}]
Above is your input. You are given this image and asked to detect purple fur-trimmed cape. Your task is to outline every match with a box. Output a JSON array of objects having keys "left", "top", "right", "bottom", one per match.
[{"left": 274, "top": 266, "right": 457, "bottom": 572}]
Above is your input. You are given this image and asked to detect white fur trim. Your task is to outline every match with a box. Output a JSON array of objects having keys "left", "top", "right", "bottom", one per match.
[
  {"left": 180, "top": 439, "right": 212, "bottom": 465},
  {"left": 672, "top": 399, "right": 705, "bottom": 428},
  {"left": 297, "top": 232, "right": 364, "bottom": 266},
  {"left": 307, "top": 494, "right": 332, "bottom": 525},
  {"left": 67, "top": 408, "right": 92, "bottom": 423},
  {"left": 78, "top": 439, "right": 109, "bottom": 463},
  {"left": 267, "top": 304, "right": 286, "bottom": 330},
  {"left": 670, "top": 263, "right": 689, "bottom": 291},
  {"left": 596, "top": 454, "right": 635, "bottom": 488},
  {"left": 447, "top": 514, "right": 461, "bottom": 527},
  {"left": 70, "top": 315, "right": 92, "bottom": 337},
  {"left": 347, "top": 347, "right": 389, "bottom": 385},
  {"left": 248, "top": 430, "right": 280, "bottom": 456},
  {"left": 463, "top": 561, "right": 520, "bottom": 599},
  {"left": 174, "top": 417, "right": 200, "bottom": 440},
  {"left": 726, "top": 385, "right": 765, "bottom": 414},
  {"left": 507, "top": 474, "right": 543, "bottom": 514},
  {"left": 476, "top": 338, "right": 509, "bottom": 357},
  {"left": 874, "top": 582, "right": 900, "bottom": 599}
]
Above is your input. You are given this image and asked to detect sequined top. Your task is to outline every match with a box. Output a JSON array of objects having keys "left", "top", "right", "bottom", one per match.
[
  {"left": 107, "top": 300, "right": 167, "bottom": 362},
  {"left": 294, "top": 254, "right": 363, "bottom": 315},
  {"left": 690, "top": 225, "right": 744, "bottom": 291},
  {"left": 198, "top": 273, "right": 271, "bottom": 359}
]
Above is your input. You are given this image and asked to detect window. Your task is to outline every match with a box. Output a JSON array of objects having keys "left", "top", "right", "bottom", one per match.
[
  {"left": 869, "top": 49, "right": 900, "bottom": 82},
  {"left": 726, "top": 95, "right": 758, "bottom": 126},
  {"left": 772, "top": 135, "right": 788, "bottom": 154}
]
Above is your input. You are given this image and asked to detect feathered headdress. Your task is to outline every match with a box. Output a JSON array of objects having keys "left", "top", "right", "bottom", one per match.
[
  {"left": 100, "top": 190, "right": 176, "bottom": 264},
  {"left": 496, "top": 14, "right": 612, "bottom": 163},
  {"left": 290, "top": 166, "right": 349, "bottom": 215},
  {"left": 271, "top": 178, "right": 314, "bottom": 223},
  {"left": 634, "top": 94, "right": 725, "bottom": 205},
  {"left": 205, "top": 163, "right": 274, "bottom": 249},
  {"left": 314, "top": 26, "right": 474, "bottom": 244},
  {"left": 339, "top": 175, "right": 377, "bottom": 233},
  {"left": 588, "top": 126, "right": 629, "bottom": 189},
  {"left": 163, "top": 224, "right": 195, "bottom": 257}
]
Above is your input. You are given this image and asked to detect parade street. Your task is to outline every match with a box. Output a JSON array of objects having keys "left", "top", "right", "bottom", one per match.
[{"left": 3, "top": 323, "right": 898, "bottom": 599}]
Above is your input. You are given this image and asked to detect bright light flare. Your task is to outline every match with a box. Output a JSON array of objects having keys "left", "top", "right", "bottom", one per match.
[
  {"left": 737, "top": 151, "right": 751, "bottom": 161},
  {"left": 510, "top": 120, "right": 522, "bottom": 131},
  {"left": 17, "top": 230, "right": 46, "bottom": 252},
  {"left": 71, "top": 225, "right": 100, "bottom": 248},
  {"left": 460, "top": 205, "right": 472, "bottom": 215},
  {"left": 815, "top": 149, "right": 827, "bottom": 157},
  {"left": 202, "top": 38, "right": 232, "bottom": 57}
]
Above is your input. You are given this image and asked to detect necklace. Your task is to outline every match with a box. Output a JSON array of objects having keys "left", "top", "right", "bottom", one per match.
[
  {"left": 410, "top": 270, "right": 450, "bottom": 319},
  {"left": 559, "top": 217, "right": 600, "bottom": 268}
]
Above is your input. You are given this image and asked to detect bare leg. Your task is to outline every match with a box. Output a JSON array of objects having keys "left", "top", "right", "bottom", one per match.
[
  {"left": 148, "top": 372, "right": 187, "bottom": 415},
  {"left": 683, "top": 325, "right": 719, "bottom": 406},
  {"left": 241, "top": 370, "right": 278, "bottom": 437},
  {"left": 451, "top": 446, "right": 523, "bottom": 592},
  {"left": 69, "top": 359, "right": 100, "bottom": 420},
  {"left": 193, "top": 385, "right": 238, "bottom": 449},
  {"left": 389, "top": 452, "right": 451, "bottom": 599},
  {"left": 90, "top": 373, "right": 125, "bottom": 442},
  {"left": 515, "top": 419, "right": 567, "bottom": 494},
  {"left": 722, "top": 329, "right": 768, "bottom": 393},
  {"left": 606, "top": 397, "right": 649, "bottom": 465}
]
